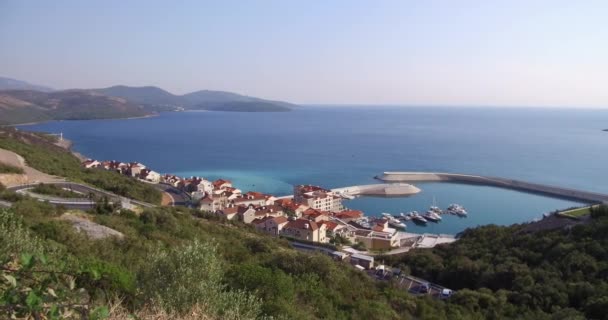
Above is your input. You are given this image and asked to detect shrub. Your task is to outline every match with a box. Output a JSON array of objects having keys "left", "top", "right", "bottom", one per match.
[{"left": 138, "top": 241, "right": 262, "bottom": 319}]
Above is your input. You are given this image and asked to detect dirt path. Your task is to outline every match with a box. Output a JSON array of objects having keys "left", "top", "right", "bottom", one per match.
[{"left": 0, "top": 148, "right": 65, "bottom": 187}]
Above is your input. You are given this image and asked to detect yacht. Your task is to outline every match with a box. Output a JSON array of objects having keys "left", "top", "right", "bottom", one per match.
[
  {"left": 423, "top": 211, "right": 442, "bottom": 222},
  {"left": 429, "top": 196, "right": 443, "bottom": 214},
  {"left": 411, "top": 212, "right": 428, "bottom": 224},
  {"left": 388, "top": 217, "right": 407, "bottom": 229},
  {"left": 447, "top": 204, "right": 468, "bottom": 216}
]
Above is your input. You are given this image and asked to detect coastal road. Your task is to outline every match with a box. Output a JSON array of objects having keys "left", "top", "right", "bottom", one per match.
[
  {"left": 151, "top": 183, "right": 192, "bottom": 207},
  {"left": 8, "top": 182, "right": 156, "bottom": 210}
]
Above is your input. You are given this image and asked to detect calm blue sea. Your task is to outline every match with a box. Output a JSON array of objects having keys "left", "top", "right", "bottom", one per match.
[{"left": 19, "top": 106, "right": 608, "bottom": 234}]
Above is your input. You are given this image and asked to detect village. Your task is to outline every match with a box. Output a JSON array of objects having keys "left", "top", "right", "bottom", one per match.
[{"left": 81, "top": 158, "right": 456, "bottom": 272}]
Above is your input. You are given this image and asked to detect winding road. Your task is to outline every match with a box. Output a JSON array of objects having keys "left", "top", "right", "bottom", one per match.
[{"left": 8, "top": 182, "right": 156, "bottom": 210}]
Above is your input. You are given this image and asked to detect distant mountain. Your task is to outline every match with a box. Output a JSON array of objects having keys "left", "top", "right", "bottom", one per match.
[
  {"left": 93, "top": 85, "right": 295, "bottom": 112},
  {"left": 95, "top": 86, "right": 182, "bottom": 111},
  {"left": 0, "top": 76, "right": 54, "bottom": 92},
  {"left": 0, "top": 90, "right": 150, "bottom": 125}
]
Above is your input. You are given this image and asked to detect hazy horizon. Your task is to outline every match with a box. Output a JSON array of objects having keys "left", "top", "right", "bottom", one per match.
[{"left": 1, "top": 0, "right": 607, "bottom": 108}]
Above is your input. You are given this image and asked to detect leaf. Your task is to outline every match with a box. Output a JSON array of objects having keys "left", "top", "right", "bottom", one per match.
[
  {"left": 68, "top": 277, "right": 76, "bottom": 290},
  {"left": 25, "top": 291, "right": 42, "bottom": 310},
  {"left": 90, "top": 269, "right": 101, "bottom": 280},
  {"left": 90, "top": 306, "right": 110, "bottom": 320},
  {"left": 20, "top": 253, "right": 34, "bottom": 269},
  {"left": 47, "top": 288, "right": 58, "bottom": 298},
  {"left": 39, "top": 254, "right": 48, "bottom": 265},
  {"left": 3, "top": 274, "right": 17, "bottom": 287}
]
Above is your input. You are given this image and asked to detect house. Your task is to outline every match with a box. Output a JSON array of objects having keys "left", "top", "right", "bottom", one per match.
[
  {"left": 333, "top": 210, "right": 364, "bottom": 222},
  {"left": 127, "top": 162, "right": 146, "bottom": 177},
  {"left": 212, "top": 179, "right": 232, "bottom": 190},
  {"left": 240, "top": 205, "right": 284, "bottom": 224},
  {"left": 199, "top": 193, "right": 222, "bottom": 212},
  {"left": 82, "top": 159, "right": 100, "bottom": 168},
  {"left": 354, "top": 228, "right": 399, "bottom": 250},
  {"left": 215, "top": 205, "right": 241, "bottom": 220},
  {"left": 321, "top": 220, "right": 356, "bottom": 242},
  {"left": 274, "top": 199, "right": 309, "bottom": 218},
  {"left": 281, "top": 218, "right": 327, "bottom": 243},
  {"left": 231, "top": 192, "right": 267, "bottom": 207},
  {"left": 237, "top": 205, "right": 259, "bottom": 224},
  {"left": 293, "top": 185, "right": 344, "bottom": 212},
  {"left": 253, "top": 216, "right": 289, "bottom": 236},
  {"left": 302, "top": 208, "right": 331, "bottom": 223},
  {"left": 139, "top": 169, "right": 161, "bottom": 183}
]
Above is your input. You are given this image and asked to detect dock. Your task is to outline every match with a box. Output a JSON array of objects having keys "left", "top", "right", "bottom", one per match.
[
  {"left": 331, "top": 183, "right": 421, "bottom": 197},
  {"left": 377, "top": 172, "right": 608, "bottom": 204}
]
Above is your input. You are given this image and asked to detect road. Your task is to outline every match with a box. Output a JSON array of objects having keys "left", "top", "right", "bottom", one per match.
[
  {"left": 151, "top": 183, "right": 192, "bottom": 207},
  {"left": 8, "top": 182, "right": 156, "bottom": 210}
]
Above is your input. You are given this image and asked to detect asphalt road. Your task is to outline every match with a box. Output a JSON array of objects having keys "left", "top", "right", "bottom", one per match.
[
  {"left": 8, "top": 182, "right": 155, "bottom": 210},
  {"left": 151, "top": 183, "right": 192, "bottom": 207}
]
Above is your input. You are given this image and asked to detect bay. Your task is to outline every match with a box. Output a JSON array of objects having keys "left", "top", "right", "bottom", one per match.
[{"left": 20, "top": 106, "right": 608, "bottom": 234}]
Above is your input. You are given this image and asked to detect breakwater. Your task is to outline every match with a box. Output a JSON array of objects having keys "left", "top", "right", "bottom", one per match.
[
  {"left": 331, "top": 183, "right": 421, "bottom": 197},
  {"left": 376, "top": 172, "right": 608, "bottom": 204}
]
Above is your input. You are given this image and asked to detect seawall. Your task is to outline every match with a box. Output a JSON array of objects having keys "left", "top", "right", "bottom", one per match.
[
  {"left": 331, "top": 183, "right": 421, "bottom": 197},
  {"left": 377, "top": 172, "right": 608, "bottom": 204}
]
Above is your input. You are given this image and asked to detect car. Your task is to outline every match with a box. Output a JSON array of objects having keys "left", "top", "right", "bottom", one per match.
[{"left": 441, "top": 288, "right": 453, "bottom": 298}]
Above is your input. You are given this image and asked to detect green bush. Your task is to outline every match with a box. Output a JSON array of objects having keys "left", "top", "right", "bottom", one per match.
[{"left": 138, "top": 240, "right": 262, "bottom": 319}]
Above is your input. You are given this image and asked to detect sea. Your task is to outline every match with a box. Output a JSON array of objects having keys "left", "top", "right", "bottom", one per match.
[{"left": 18, "top": 106, "right": 608, "bottom": 235}]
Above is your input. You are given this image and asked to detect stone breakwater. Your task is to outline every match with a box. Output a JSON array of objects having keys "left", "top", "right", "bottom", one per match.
[
  {"left": 331, "top": 183, "right": 421, "bottom": 197},
  {"left": 376, "top": 172, "right": 608, "bottom": 204}
]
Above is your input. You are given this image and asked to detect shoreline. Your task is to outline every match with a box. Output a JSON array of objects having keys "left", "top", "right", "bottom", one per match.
[{"left": 4, "top": 112, "right": 160, "bottom": 127}]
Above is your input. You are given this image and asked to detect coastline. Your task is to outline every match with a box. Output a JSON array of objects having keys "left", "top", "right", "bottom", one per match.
[{"left": 4, "top": 112, "right": 160, "bottom": 127}]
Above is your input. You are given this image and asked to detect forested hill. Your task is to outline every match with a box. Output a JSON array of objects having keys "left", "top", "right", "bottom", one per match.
[
  {"left": 381, "top": 205, "right": 608, "bottom": 320},
  {"left": 0, "top": 89, "right": 151, "bottom": 125},
  {"left": 94, "top": 85, "right": 295, "bottom": 112}
]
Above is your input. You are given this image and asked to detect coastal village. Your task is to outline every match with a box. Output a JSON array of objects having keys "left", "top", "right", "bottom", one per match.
[{"left": 81, "top": 158, "right": 457, "bottom": 270}]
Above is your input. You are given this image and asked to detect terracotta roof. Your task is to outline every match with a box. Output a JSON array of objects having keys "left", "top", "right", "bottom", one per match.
[
  {"left": 334, "top": 210, "right": 364, "bottom": 219},
  {"left": 320, "top": 221, "right": 340, "bottom": 231},
  {"left": 296, "top": 185, "right": 329, "bottom": 193},
  {"left": 252, "top": 216, "right": 273, "bottom": 225},
  {"left": 273, "top": 216, "right": 288, "bottom": 224},
  {"left": 284, "top": 219, "right": 319, "bottom": 231},
  {"left": 213, "top": 179, "right": 231, "bottom": 188}
]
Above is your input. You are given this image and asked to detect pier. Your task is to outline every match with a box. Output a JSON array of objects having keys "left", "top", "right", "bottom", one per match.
[
  {"left": 331, "top": 183, "right": 421, "bottom": 197},
  {"left": 376, "top": 172, "right": 608, "bottom": 204}
]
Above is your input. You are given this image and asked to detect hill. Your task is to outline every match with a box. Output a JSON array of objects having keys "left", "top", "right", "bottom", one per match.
[
  {"left": 0, "top": 90, "right": 151, "bottom": 125},
  {"left": 0, "top": 127, "right": 161, "bottom": 203},
  {"left": 94, "top": 85, "right": 295, "bottom": 112},
  {"left": 0, "top": 76, "right": 53, "bottom": 92},
  {"left": 95, "top": 85, "right": 183, "bottom": 111}
]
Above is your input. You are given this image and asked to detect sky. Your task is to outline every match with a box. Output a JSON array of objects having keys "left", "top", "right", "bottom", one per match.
[{"left": 1, "top": 0, "right": 607, "bottom": 107}]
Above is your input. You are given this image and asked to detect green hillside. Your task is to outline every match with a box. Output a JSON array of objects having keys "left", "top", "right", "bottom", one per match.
[{"left": 0, "top": 90, "right": 151, "bottom": 125}]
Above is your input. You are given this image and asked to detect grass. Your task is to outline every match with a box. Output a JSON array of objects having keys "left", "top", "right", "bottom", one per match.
[
  {"left": 0, "top": 161, "right": 24, "bottom": 174},
  {"left": 560, "top": 206, "right": 592, "bottom": 217},
  {"left": 31, "top": 183, "right": 84, "bottom": 199}
]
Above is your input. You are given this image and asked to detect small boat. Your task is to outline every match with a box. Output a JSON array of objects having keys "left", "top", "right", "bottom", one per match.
[
  {"left": 447, "top": 204, "right": 468, "bottom": 216},
  {"left": 388, "top": 217, "right": 407, "bottom": 229},
  {"left": 381, "top": 212, "right": 392, "bottom": 218},
  {"left": 429, "top": 196, "right": 443, "bottom": 214},
  {"left": 411, "top": 213, "right": 428, "bottom": 224},
  {"left": 339, "top": 193, "right": 355, "bottom": 200},
  {"left": 423, "top": 211, "right": 442, "bottom": 222}
]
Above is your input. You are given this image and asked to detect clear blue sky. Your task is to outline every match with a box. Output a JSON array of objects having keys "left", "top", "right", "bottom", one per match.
[{"left": 1, "top": 0, "right": 607, "bottom": 107}]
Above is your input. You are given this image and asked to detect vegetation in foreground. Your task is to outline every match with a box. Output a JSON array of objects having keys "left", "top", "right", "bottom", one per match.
[{"left": 0, "top": 128, "right": 161, "bottom": 204}]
